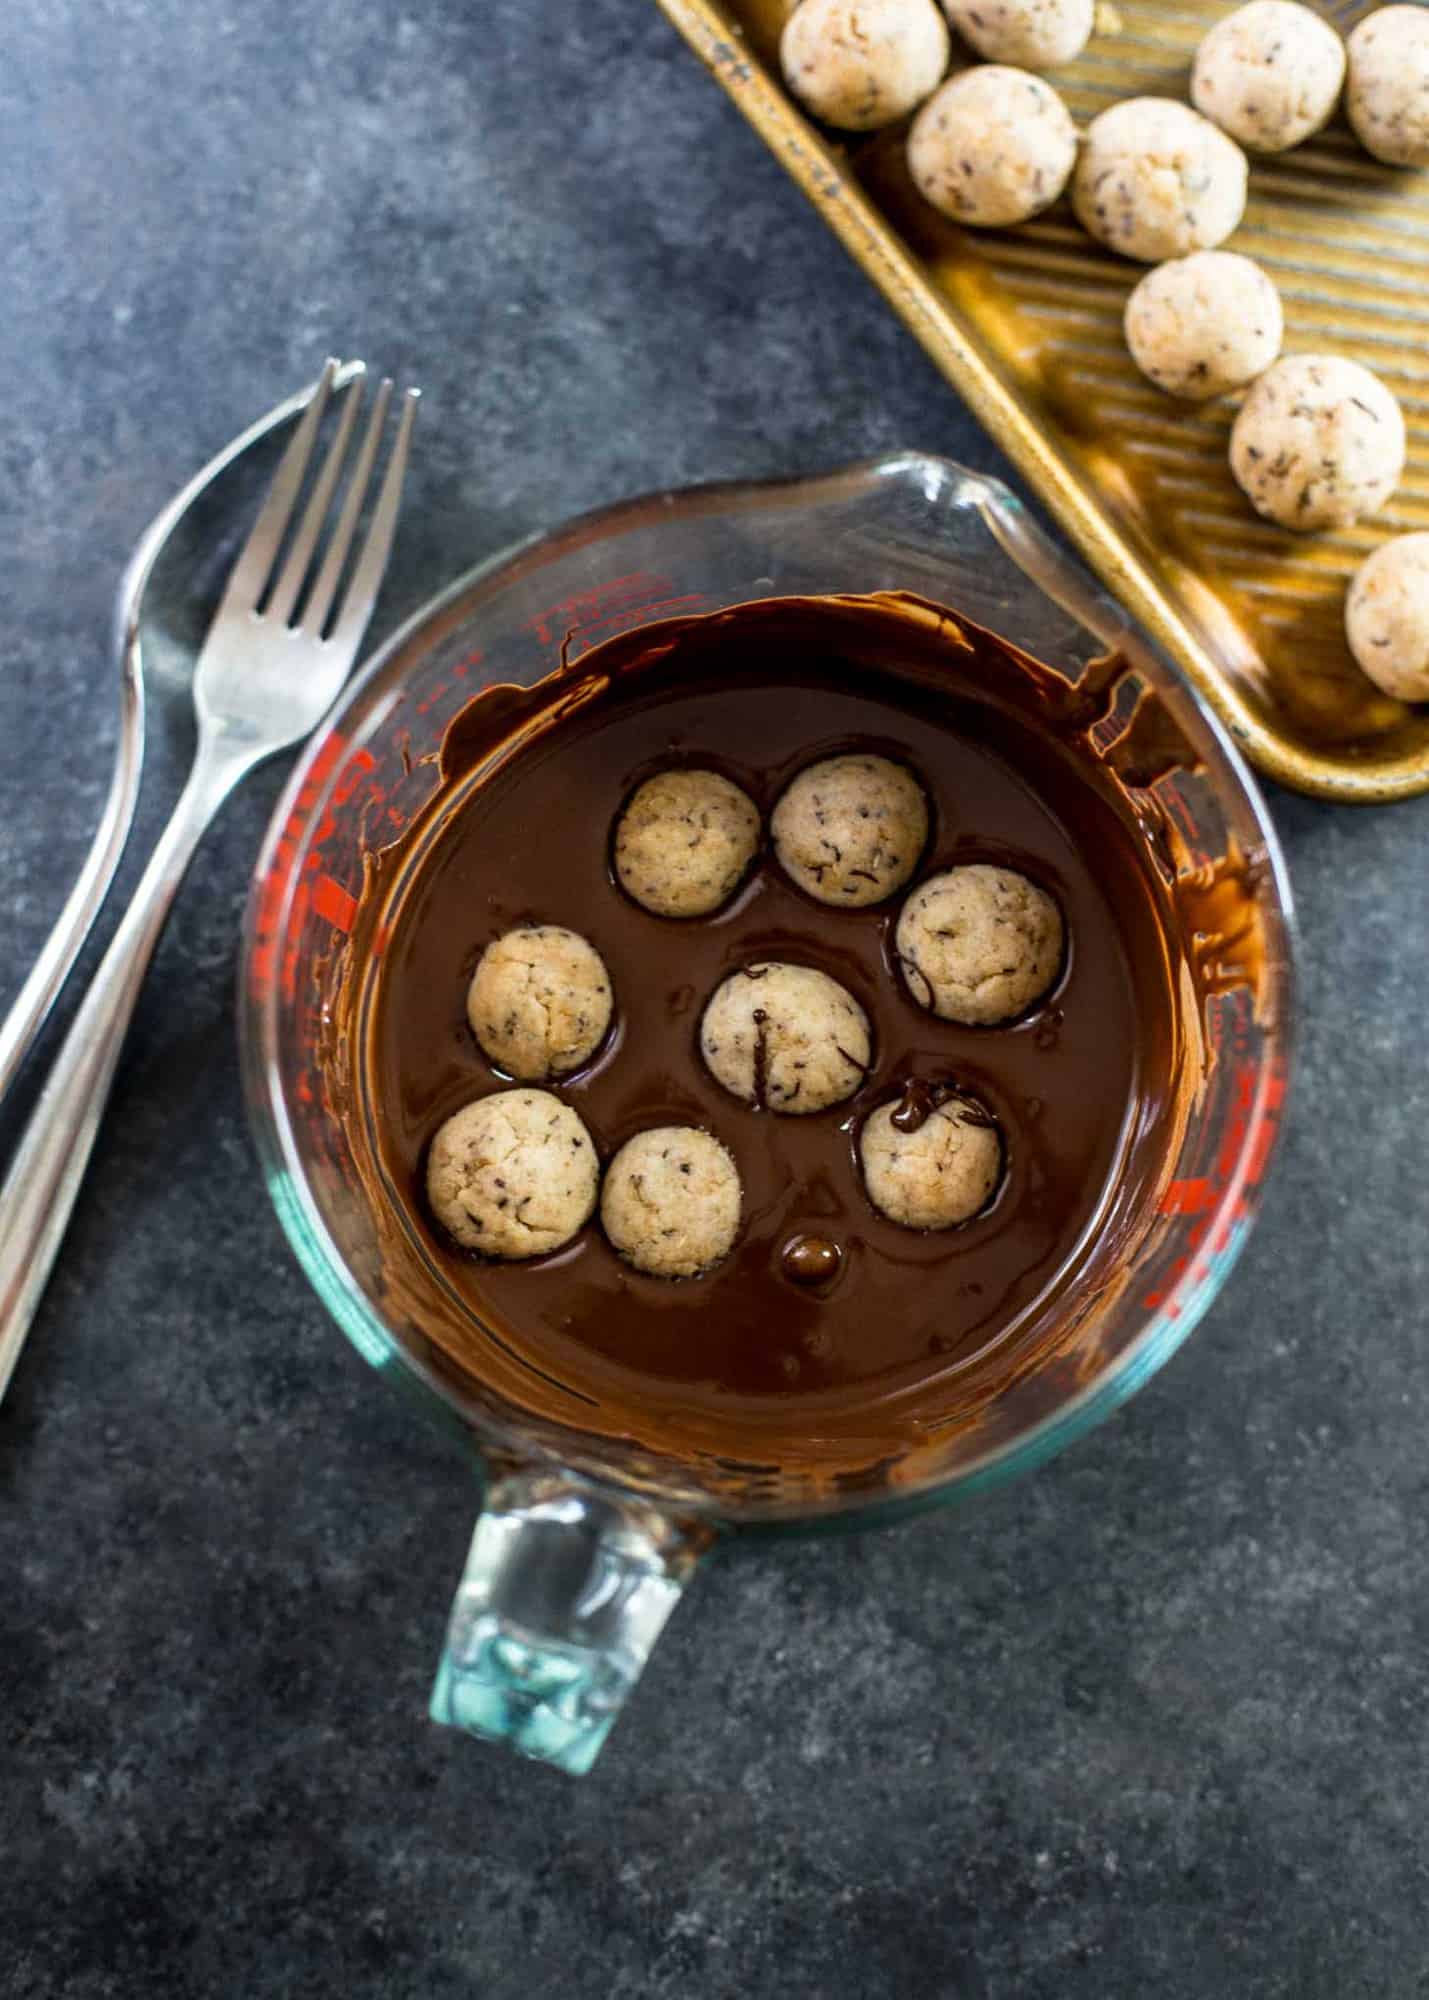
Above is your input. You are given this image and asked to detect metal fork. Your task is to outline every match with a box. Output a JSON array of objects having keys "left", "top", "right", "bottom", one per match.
[{"left": 0, "top": 358, "right": 418, "bottom": 1402}]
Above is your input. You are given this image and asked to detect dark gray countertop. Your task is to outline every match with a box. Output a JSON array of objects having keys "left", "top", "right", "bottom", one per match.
[{"left": 3, "top": 2, "right": 1426, "bottom": 1993}]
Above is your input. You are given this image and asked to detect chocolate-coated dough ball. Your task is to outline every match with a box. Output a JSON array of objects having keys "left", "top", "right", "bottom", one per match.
[
  {"left": 1123, "top": 251, "right": 1283, "bottom": 401},
  {"left": 1192, "top": 1, "right": 1345, "bottom": 154},
  {"left": 1229, "top": 355, "right": 1405, "bottom": 531},
  {"left": 1346, "top": 533, "right": 1429, "bottom": 703},
  {"left": 601, "top": 1127, "right": 743, "bottom": 1278},
  {"left": 908, "top": 67, "right": 1078, "bottom": 228},
  {"left": 1347, "top": 5, "right": 1429, "bottom": 167},
  {"left": 897, "top": 865, "right": 1063, "bottom": 1024},
  {"left": 780, "top": 0, "right": 950, "bottom": 133},
  {"left": 860, "top": 1091, "right": 1003, "bottom": 1229},
  {"left": 614, "top": 769, "right": 761, "bottom": 919},
  {"left": 700, "top": 962, "right": 872, "bottom": 1114},
  {"left": 940, "top": 0, "right": 1093, "bottom": 69},
  {"left": 771, "top": 753, "right": 929, "bottom": 905},
  {"left": 1072, "top": 98, "right": 1248, "bottom": 262},
  {"left": 426, "top": 1090, "right": 598, "bottom": 1258},
  {"left": 466, "top": 925, "right": 613, "bottom": 1081}
]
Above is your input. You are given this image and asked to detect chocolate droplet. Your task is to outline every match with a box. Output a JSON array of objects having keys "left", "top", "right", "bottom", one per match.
[{"left": 781, "top": 1233, "right": 843, "bottom": 1287}]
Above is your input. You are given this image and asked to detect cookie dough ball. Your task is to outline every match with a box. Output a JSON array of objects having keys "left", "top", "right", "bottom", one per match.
[
  {"left": 1230, "top": 355, "right": 1406, "bottom": 531},
  {"left": 897, "top": 865, "right": 1062, "bottom": 1024},
  {"left": 772, "top": 753, "right": 929, "bottom": 905},
  {"left": 1345, "top": 534, "right": 1429, "bottom": 703},
  {"left": 940, "top": 0, "right": 1093, "bottom": 68},
  {"left": 1347, "top": 6, "right": 1429, "bottom": 167},
  {"left": 700, "top": 963, "right": 872, "bottom": 1114},
  {"left": 780, "top": 0, "right": 950, "bottom": 133},
  {"left": 426, "top": 1090, "right": 598, "bottom": 1258},
  {"left": 860, "top": 1090, "right": 1003, "bottom": 1229},
  {"left": 614, "top": 769, "right": 760, "bottom": 919},
  {"left": 1192, "top": 1, "right": 1345, "bottom": 154},
  {"left": 466, "top": 925, "right": 613, "bottom": 1081},
  {"left": 1072, "top": 98, "right": 1248, "bottom": 262},
  {"left": 1124, "top": 251, "right": 1283, "bottom": 401},
  {"left": 601, "top": 1127, "right": 743, "bottom": 1277},
  {"left": 908, "top": 67, "right": 1078, "bottom": 228}
]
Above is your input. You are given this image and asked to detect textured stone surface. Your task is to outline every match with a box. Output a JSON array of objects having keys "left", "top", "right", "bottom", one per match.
[{"left": 2, "top": 1, "right": 1427, "bottom": 1993}]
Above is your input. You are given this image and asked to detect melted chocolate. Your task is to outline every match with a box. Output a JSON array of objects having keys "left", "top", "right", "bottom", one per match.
[{"left": 331, "top": 595, "right": 1217, "bottom": 1475}]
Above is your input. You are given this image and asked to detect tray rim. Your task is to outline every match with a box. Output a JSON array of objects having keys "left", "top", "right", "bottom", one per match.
[{"left": 654, "top": 0, "right": 1429, "bottom": 806}]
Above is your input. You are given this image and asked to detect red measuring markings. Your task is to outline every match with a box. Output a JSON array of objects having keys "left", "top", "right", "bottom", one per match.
[
  {"left": 249, "top": 732, "right": 375, "bottom": 1005},
  {"left": 526, "top": 571, "right": 708, "bottom": 651}
]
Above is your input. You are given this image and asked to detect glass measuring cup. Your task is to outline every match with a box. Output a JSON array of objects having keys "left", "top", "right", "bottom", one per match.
[{"left": 240, "top": 455, "right": 1295, "bottom": 1775}]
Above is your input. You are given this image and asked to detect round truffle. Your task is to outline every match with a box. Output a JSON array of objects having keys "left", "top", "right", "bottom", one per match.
[
  {"left": 466, "top": 925, "right": 613, "bottom": 1081},
  {"left": 771, "top": 753, "right": 930, "bottom": 905},
  {"left": 700, "top": 962, "right": 872, "bottom": 1114},
  {"left": 426, "top": 1090, "right": 598, "bottom": 1258},
  {"left": 1123, "top": 251, "right": 1283, "bottom": 401},
  {"left": 860, "top": 1090, "right": 1003, "bottom": 1230},
  {"left": 614, "top": 769, "right": 761, "bottom": 918},
  {"left": 1347, "top": 5, "right": 1429, "bottom": 167},
  {"left": 1072, "top": 98, "right": 1249, "bottom": 262},
  {"left": 1192, "top": 1, "right": 1345, "bottom": 154},
  {"left": 600, "top": 1126, "right": 743, "bottom": 1277},
  {"left": 1229, "top": 354, "right": 1406, "bottom": 531},
  {"left": 940, "top": 0, "right": 1093, "bottom": 69},
  {"left": 780, "top": 0, "right": 950, "bottom": 132},
  {"left": 896, "top": 865, "right": 1063, "bottom": 1024},
  {"left": 908, "top": 67, "right": 1078, "bottom": 228},
  {"left": 1345, "top": 533, "right": 1429, "bottom": 703}
]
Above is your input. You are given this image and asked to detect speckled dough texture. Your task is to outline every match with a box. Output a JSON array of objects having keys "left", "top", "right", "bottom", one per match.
[
  {"left": 600, "top": 1126, "right": 743, "bottom": 1276},
  {"left": 465, "top": 924, "right": 613, "bottom": 1079},
  {"left": 1123, "top": 251, "right": 1283, "bottom": 401},
  {"left": 780, "top": 0, "right": 950, "bottom": 131},
  {"left": 1346, "top": 4, "right": 1429, "bottom": 166},
  {"left": 939, "top": 0, "right": 1093, "bottom": 69},
  {"left": 1229, "top": 353, "right": 1406, "bottom": 531},
  {"left": 1072, "top": 97, "right": 1249, "bottom": 261},
  {"left": 700, "top": 962, "right": 872, "bottom": 1113},
  {"left": 859, "top": 1093, "right": 1003, "bottom": 1229},
  {"left": 771, "top": 753, "right": 929, "bottom": 904},
  {"left": 1192, "top": 0, "right": 1345, "bottom": 154},
  {"left": 614, "top": 768, "right": 761, "bottom": 918},
  {"left": 908, "top": 66, "right": 1078, "bottom": 228},
  {"left": 897, "top": 865, "right": 1063, "bottom": 1024},
  {"left": 1346, "top": 533, "right": 1429, "bottom": 702},
  {"left": 425, "top": 1089, "right": 598, "bottom": 1256}
]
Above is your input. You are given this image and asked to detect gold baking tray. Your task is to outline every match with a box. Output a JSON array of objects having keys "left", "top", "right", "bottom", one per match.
[{"left": 654, "top": 0, "right": 1429, "bottom": 802}]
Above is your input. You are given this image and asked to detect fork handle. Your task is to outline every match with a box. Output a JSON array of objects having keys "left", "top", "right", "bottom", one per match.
[{"left": 0, "top": 738, "right": 252, "bottom": 1404}]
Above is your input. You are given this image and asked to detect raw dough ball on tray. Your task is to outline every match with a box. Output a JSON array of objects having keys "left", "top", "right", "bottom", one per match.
[
  {"left": 908, "top": 66, "right": 1078, "bottom": 228},
  {"left": 1192, "top": 1, "right": 1345, "bottom": 154},
  {"left": 614, "top": 769, "right": 760, "bottom": 918},
  {"left": 701, "top": 962, "right": 872, "bottom": 1114},
  {"left": 1123, "top": 251, "right": 1283, "bottom": 401},
  {"left": 427, "top": 1090, "right": 598, "bottom": 1258},
  {"left": 896, "top": 865, "right": 1063, "bottom": 1025},
  {"left": 940, "top": 0, "right": 1094, "bottom": 70},
  {"left": 601, "top": 1127, "right": 743, "bottom": 1277},
  {"left": 1072, "top": 98, "right": 1248, "bottom": 262},
  {"left": 466, "top": 925, "right": 612, "bottom": 1080},
  {"left": 1345, "top": 534, "right": 1429, "bottom": 702},
  {"left": 1346, "top": 5, "right": 1429, "bottom": 167},
  {"left": 772, "top": 753, "right": 929, "bottom": 904},
  {"left": 1229, "top": 354, "right": 1405, "bottom": 531},
  {"left": 860, "top": 1090, "right": 1003, "bottom": 1229},
  {"left": 780, "top": 0, "right": 951, "bottom": 132}
]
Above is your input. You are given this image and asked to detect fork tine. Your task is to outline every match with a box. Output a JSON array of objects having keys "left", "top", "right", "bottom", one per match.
[
  {"left": 265, "top": 365, "right": 366, "bottom": 627},
  {"left": 328, "top": 388, "right": 419, "bottom": 653},
  {"left": 216, "top": 356, "right": 340, "bottom": 618},
  {"left": 300, "top": 377, "right": 393, "bottom": 638}
]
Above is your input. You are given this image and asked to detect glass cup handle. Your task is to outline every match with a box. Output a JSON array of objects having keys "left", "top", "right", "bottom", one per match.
[{"left": 430, "top": 1468, "right": 707, "bottom": 1775}]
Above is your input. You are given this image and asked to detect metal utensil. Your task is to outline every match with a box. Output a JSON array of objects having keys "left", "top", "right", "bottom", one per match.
[
  {"left": 0, "top": 360, "right": 365, "bottom": 1107},
  {"left": 0, "top": 357, "right": 418, "bottom": 1402}
]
